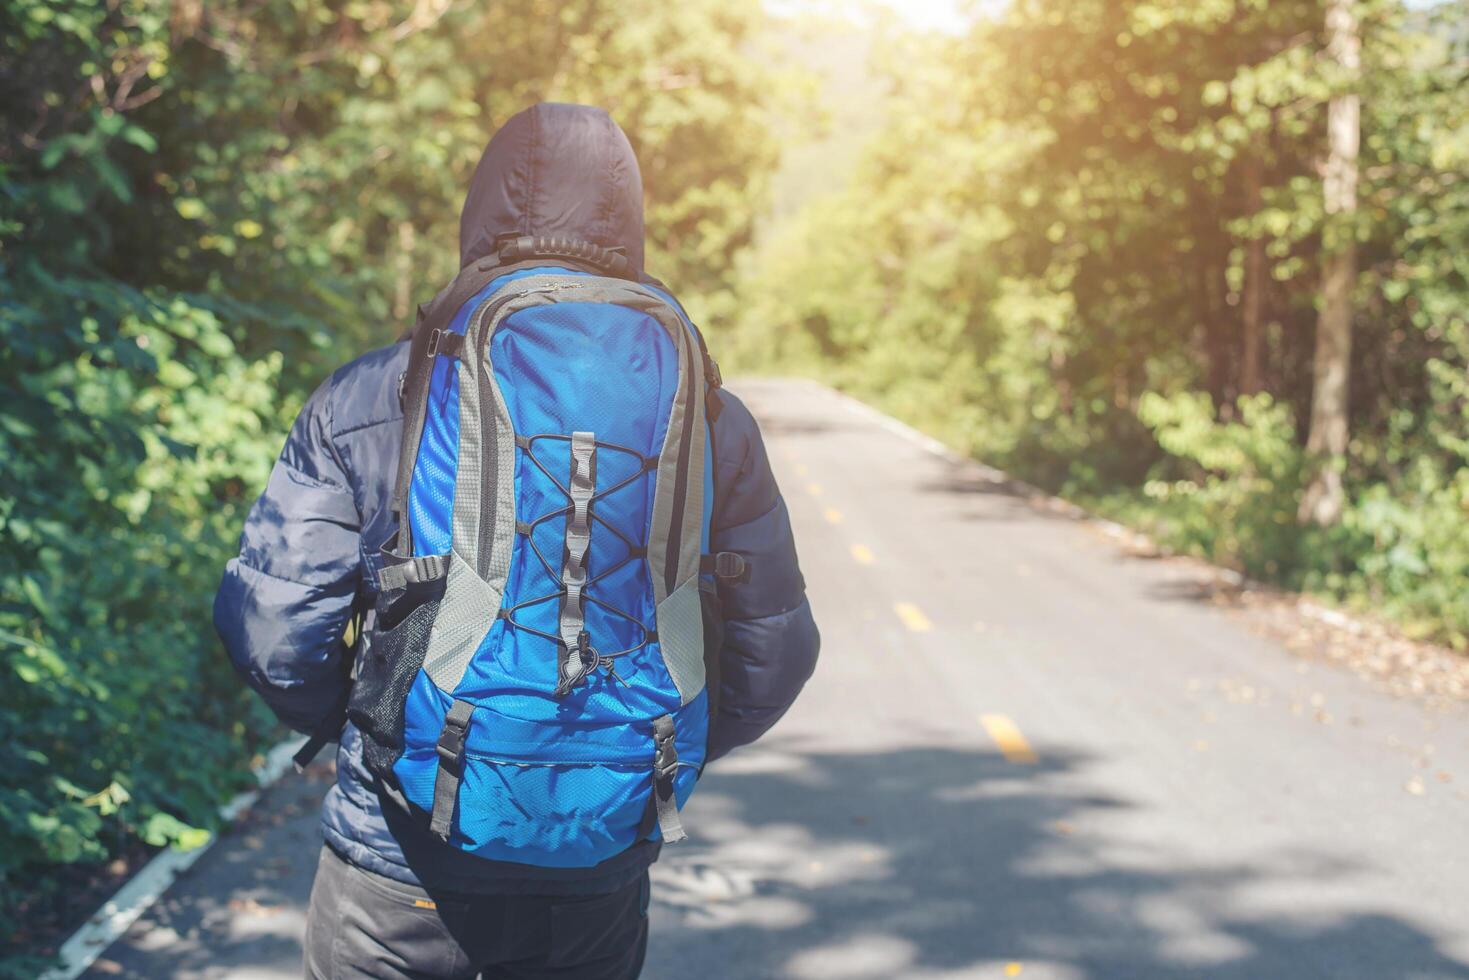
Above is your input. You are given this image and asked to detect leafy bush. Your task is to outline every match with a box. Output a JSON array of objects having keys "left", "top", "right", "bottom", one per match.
[
  {"left": 0, "top": 265, "right": 289, "bottom": 953},
  {"left": 1325, "top": 465, "right": 1469, "bottom": 646},
  {"left": 1125, "top": 391, "right": 1308, "bottom": 580},
  {"left": 2, "top": 0, "right": 781, "bottom": 968},
  {"left": 1, "top": 6, "right": 289, "bottom": 958},
  {"left": 1080, "top": 391, "right": 1469, "bottom": 646}
]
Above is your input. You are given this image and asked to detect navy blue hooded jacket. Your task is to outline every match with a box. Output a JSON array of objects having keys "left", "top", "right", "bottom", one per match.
[{"left": 214, "top": 103, "right": 819, "bottom": 893}]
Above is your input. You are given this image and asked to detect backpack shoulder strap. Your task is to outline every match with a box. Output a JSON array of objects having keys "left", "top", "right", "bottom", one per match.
[{"left": 390, "top": 258, "right": 505, "bottom": 556}]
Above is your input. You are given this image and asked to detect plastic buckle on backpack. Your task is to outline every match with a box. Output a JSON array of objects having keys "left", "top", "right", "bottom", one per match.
[
  {"left": 436, "top": 714, "right": 469, "bottom": 766},
  {"left": 576, "top": 631, "right": 598, "bottom": 666},
  {"left": 652, "top": 725, "right": 679, "bottom": 781},
  {"left": 425, "top": 328, "right": 444, "bottom": 358},
  {"left": 710, "top": 551, "right": 748, "bottom": 583}
]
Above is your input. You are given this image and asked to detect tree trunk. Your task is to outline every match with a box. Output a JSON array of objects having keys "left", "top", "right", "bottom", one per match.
[
  {"left": 393, "top": 220, "right": 416, "bottom": 322},
  {"left": 1194, "top": 195, "right": 1230, "bottom": 416},
  {"left": 1298, "top": 0, "right": 1359, "bottom": 527},
  {"left": 1241, "top": 153, "right": 1265, "bottom": 398}
]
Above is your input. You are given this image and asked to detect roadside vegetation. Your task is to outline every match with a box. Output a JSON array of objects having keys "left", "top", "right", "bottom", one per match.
[
  {"left": 0, "top": 1, "right": 775, "bottom": 970},
  {"left": 2, "top": 0, "right": 1465, "bottom": 972},
  {"left": 728, "top": 0, "right": 1469, "bottom": 648}
]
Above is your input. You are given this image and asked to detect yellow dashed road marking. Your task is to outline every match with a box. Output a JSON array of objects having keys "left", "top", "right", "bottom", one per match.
[
  {"left": 823, "top": 508, "right": 844, "bottom": 525},
  {"left": 893, "top": 602, "right": 932, "bottom": 632},
  {"left": 794, "top": 463, "right": 810, "bottom": 476},
  {"left": 850, "top": 543, "right": 875, "bottom": 565},
  {"left": 806, "top": 483, "right": 823, "bottom": 497},
  {"left": 980, "top": 715, "right": 1039, "bottom": 764}
]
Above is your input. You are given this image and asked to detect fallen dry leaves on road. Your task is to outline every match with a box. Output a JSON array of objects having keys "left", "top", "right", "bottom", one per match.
[{"left": 1084, "top": 519, "right": 1469, "bottom": 708}]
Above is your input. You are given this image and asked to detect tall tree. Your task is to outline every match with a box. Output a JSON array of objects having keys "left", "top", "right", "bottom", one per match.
[
  {"left": 1299, "top": 0, "right": 1361, "bottom": 526},
  {"left": 1240, "top": 151, "right": 1267, "bottom": 397}
]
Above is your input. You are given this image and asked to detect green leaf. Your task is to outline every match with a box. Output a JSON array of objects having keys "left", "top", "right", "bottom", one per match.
[
  {"left": 120, "top": 124, "right": 159, "bottom": 153},
  {"left": 139, "top": 811, "right": 211, "bottom": 850}
]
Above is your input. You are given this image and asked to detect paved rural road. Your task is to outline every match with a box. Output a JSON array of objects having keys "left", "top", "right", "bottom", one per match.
[{"left": 85, "top": 379, "right": 1469, "bottom": 979}]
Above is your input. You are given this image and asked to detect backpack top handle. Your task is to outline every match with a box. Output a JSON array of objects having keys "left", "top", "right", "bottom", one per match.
[{"left": 494, "top": 233, "right": 635, "bottom": 280}]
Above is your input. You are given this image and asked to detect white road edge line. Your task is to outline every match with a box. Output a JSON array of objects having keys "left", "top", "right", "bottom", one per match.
[
  {"left": 829, "top": 386, "right": 1064, "bottom": 503},
  {"left": 41, "top": 736, "right": 306, "bottom": 980}
]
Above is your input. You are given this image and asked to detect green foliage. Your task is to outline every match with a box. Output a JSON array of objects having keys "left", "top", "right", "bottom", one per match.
[
  {"left": 1, "top": 2, "right": 293, "bottom": 956},
  {"left": 1328, "top": 463, "right": 1469, "bottom": 646},
  {"left": 1090, "top": 390, "right": 1469, "bottom": 644},
  {"left": 1100, "top": 392, "right": 1308, "bottom": 580},
  {"left": 1, "top": 0, "right": 778, "bottom": 966},
  {"left": 0, "top": 258, "right": 288, "bottom": 963},
  {"left": 732, "top": 0, "right": 1469, "bottom": 643}
]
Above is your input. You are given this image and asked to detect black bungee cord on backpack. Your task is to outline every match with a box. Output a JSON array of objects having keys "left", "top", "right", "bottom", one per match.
[{"left": 498, "top": 433, "right": 659, "bottom": 695}]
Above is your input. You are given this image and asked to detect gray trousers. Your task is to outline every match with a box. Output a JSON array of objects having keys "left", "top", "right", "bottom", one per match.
[{"left": 303, "top": 847, "right": 649, "bottom": 979}]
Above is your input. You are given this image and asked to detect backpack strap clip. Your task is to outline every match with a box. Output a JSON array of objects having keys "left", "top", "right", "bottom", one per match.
[
  {"left": 378, "top": 550, "right": 450, "bottom": 593},
  {"left": 429, "top": 699, "right": 475, "bottom": 841},
  {"left": 425, "top": 329, "right": 465, "bottom": 360},
  {"left": 650, "top": 715, "right": 687, "bottom": 843},
  {"left": 701, "top": 551, "right": 749, "bottom": 583},
  {"left": 702, "top": 351, "right": 724, "bottom": 423}
]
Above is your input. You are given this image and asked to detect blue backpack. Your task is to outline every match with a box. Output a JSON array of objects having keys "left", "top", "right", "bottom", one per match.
[{"left": 347, "top": 236, "right": 743, "bottom": 868}]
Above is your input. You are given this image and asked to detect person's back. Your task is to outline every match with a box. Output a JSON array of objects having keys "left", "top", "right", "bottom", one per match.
[{"left": 215, "top": 102, "right": 819, "bottom": 979}]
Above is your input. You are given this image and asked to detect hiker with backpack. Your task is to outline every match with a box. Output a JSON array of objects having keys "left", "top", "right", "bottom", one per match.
[{"left": 214, "top": 102, "right": 820, "bottom": 979}]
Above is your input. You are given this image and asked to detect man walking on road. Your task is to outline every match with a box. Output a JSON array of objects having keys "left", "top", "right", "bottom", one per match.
[{"left": 215, "top": 102, "right": 819, "bottom": 979}]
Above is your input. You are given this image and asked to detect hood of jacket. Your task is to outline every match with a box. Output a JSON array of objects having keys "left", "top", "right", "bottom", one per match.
[{"left": 458, "top": 102, "right": 645, "bottom": 273}]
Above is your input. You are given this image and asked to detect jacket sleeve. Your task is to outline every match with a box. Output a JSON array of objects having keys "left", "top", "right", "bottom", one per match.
[
  {"left": 706, "top": 391, "right": 820, "bottom": 762},
  {"left": 214, "top": 376, "right": 362, "bottom": 734}
]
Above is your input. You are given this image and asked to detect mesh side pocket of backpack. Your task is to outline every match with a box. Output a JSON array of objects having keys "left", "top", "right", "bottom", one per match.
[{"left": 349, "top": 595, "right": 441, "bottom": 780}]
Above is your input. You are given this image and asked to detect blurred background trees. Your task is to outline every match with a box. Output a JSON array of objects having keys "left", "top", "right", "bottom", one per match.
[
  {"left": 731, "top": 0, "right": 1468, "bottom": 645},
  {"left": 1, "top": 0, "right": 1465, "bottom": 970}
]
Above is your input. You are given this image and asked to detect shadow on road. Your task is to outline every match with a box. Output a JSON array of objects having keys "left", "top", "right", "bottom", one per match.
[
  {"left": 915, "top": 470, "right": 1033, "bottom": 503},
  {"left": 84, "top": 767, "right": 329, "bottom": 979},
  {"left": 87, "top": 745, "right": 1469, "bottom": 979},
  {"left": 910, "top": 456, "right": 1085, "bottom": 529},
  {"left": 758, "top": 415, "right": 853, "bottom": 438},
  {"left": 648, "top": 742, "right": 1469, "bottom": 979}
]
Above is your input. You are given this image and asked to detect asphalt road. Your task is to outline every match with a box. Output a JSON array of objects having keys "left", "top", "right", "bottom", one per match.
[{"left": 86, "top": 379, "right": 1469, "bottom": 979}]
